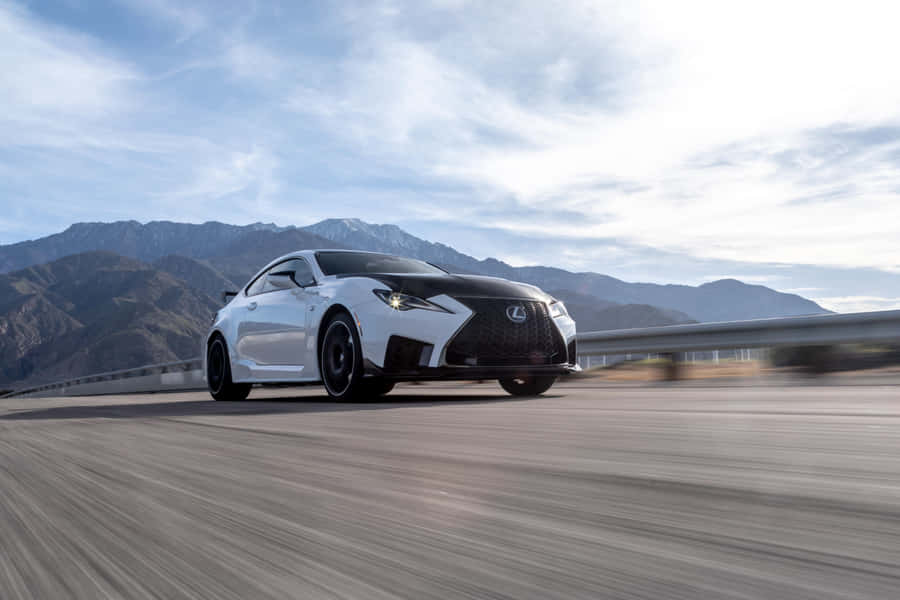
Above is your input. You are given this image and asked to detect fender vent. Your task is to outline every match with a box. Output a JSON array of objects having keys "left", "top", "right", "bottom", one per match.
[{"left": 384, "top": 336, "right": 434, "bottom": 372}]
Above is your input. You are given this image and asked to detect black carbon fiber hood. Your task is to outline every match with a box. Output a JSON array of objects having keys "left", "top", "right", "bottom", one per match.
[{"left": 354, "top": 273, "right": 551, "bottom": 301}]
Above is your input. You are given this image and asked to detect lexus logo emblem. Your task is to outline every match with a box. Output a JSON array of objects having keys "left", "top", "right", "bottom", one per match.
[{"left": 506, "top": 304, "right": 527, "bottom": 323}]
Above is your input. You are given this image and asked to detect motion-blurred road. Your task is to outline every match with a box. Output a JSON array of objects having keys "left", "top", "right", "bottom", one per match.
[{"left": 2, "top": 382, "right": 899, "bottom": 599}]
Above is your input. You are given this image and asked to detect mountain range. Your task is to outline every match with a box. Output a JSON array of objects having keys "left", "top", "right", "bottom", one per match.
[
  {"left": 0, "top": 252, "right": 217, "bottom": 385},
  {"left": 0, "top": 218, "right": 827, "bottom": 387}
]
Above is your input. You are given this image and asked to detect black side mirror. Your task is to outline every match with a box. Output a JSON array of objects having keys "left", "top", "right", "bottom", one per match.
[
  {"left": 266, "top": 272, "right": 297, "bottom": 290},
  {"left": 222, "top": 290, "right": 238, "bottom": 303},
  {"left": 269, "top": 269, "right": 316, "bottom": 288}
]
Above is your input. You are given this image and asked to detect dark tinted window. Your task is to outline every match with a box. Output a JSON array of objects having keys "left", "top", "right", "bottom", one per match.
[{"left": 316, "top": 252, "right": 446, "bottom": 276}]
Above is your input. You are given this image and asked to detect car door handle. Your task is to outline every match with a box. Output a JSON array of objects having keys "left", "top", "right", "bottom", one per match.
[{"left": 247, "top": 301, "right": 257, "bottom": 311}]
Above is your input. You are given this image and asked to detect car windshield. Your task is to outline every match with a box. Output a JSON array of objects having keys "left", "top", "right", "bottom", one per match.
[{"left": 315, "top": 252, "right": 446, "bottom": 276}]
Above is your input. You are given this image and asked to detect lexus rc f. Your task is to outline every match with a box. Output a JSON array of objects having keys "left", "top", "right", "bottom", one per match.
[{"left": 204, "top": 250, "right": 579, "bottom": 400}]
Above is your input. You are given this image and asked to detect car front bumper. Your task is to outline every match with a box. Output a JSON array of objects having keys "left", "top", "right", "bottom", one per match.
[
  {"left": 353, "top": 293, "right": 579, "bottom": 380},
  {"left": 363, "top": 360, "right": 581, "bottom": 381}
]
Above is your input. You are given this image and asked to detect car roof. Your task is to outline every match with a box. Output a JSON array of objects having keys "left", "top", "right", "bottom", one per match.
[
  {"left": 256, "top": 249, "right": 408, "bottom": 277},
  {"left": 269, "top": 248, "right": 395, "bottom": 262}
]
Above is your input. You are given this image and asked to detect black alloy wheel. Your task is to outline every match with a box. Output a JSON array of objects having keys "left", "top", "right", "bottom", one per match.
[
  {"left": 321, "top": 314, "right": 364, "bottom": 400},
  {"left": 498, "top": 375, "right": 557, "bottom": 396},
  {"left": 207, "top": 337, "right": 251, "bottom": 401}
]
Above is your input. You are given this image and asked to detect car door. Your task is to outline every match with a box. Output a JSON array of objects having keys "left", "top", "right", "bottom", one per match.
[{"left": 235, "top": 258, "right": 314, "bottom": 380}]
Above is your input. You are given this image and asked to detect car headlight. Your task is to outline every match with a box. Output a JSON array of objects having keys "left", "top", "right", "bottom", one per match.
[
  {"left": 548, "top": 299, "right": 568, "bottom": 318},
  {"left": 373, "top": 289, "right": 452, "bottom": 313}
]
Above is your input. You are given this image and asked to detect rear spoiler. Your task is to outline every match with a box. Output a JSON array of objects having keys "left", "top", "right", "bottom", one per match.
[{"left": 222, "top": 290, "right": 238, "bottom": 304}]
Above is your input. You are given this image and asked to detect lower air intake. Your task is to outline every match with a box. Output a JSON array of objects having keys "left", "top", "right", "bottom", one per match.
[{"left": 384, "top": 336, "right": 433, "bottom": 372}]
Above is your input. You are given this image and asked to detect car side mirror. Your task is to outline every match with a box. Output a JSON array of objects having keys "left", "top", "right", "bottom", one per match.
[
  {"left": 266, "top": 272, "right": 296, "bottom": 290},
  {"left": 295, "top": 274, "right": 317, "bottom": 287}
]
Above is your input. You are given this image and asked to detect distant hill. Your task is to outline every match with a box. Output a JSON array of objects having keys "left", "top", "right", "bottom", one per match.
[
  {"left": 0, "top": 252, "right": 218, "bottom": 386},
  {"left": 0, "top": 220, "right": 287, "bottom": 273},
  {"left": 493, "top": 266, "right": 826, "bottom": 323},
  {"left": 152, "top": 255, "right": 239, "bottom": 301},
  {"left": 549, "top": 289, "right": 695, "bottom": 330},
  {"left": 0, "top": 219, "right": 829, "bottom": 322}
]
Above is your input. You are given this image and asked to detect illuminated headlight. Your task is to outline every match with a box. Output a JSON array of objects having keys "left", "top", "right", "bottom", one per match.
[
  {"left": 373, "top": 289, "right": 452, "bottom": 313},
  {"left": 548, "top": 299, "right": 568, "bottom": 318}
]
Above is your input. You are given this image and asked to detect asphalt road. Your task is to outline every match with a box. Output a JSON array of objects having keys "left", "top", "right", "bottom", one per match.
[{"left": 1, "top": 382, "right": 900, "bottom": 599}]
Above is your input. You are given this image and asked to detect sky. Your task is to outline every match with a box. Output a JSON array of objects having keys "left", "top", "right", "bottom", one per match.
[{"left": 2, "top": 0, "right": 900, "bottom": 312}]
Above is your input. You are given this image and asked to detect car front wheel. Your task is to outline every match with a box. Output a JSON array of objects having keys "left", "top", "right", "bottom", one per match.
[
  {"left": 207, "top": 337, "right": 251, "bottom": 401},
  {"left": 320, "top": 313, "right": 365, "bottom": 400},
  {"left": 498, "top": 375, "right": 557, "bottom": 396}
]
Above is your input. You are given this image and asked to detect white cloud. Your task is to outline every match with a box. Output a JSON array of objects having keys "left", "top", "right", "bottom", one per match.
[
  {"left": 289, "top": 37, "right": 557, "bottom": 154},
  {"left": 285, "top": 0, "right": 900, "bottom": 274},
  {"left": 164, "top": 147, "right": 280, "bottom": 217},
  {"left": 815, "top": 296, "right": 900, "bottom": 313},
  {"left": 225, "top": 41, "right": 285, "bottom": 81},
  {"left": 0, "top": 2, "right": 136, "bottom": 132},
  {"left": 702, "top": 275, "right": 782, "bottom": 285}
]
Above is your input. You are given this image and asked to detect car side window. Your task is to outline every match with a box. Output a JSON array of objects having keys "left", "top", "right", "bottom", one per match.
[
  {"left": 245, "top": 258, "right": 316, "bottom": 297},
  {"left": 245, "top": 267, "right": 272, "bottom": 296}
]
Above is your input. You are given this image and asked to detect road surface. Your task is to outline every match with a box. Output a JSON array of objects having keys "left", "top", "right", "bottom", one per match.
[{"left": 1, "top": 382, "right": 899, "bottom": 599}]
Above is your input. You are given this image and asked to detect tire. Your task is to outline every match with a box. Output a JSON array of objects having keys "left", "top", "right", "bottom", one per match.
[
  {"left": 320, "top": 313, "right": 366, "bottom": 400},
  {"left": 498, "top": 375, "right": 557, "bottom": 396},
  {"left": 207, "top": 337, "right": 251, "bottom": 401},
  {"left": 363, "top": 378, "right": 395, "bottom": 397}
]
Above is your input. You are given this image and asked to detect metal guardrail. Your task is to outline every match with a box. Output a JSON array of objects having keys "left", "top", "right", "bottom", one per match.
[
  {"left": 2, "top": 359, "right": 203, "bottom": 399},
  {"left": 4, "top": 309, "right": 900, "bottom": 398},
  {"left": 577, "top": 309, "right": 900, "bottom": 356}
]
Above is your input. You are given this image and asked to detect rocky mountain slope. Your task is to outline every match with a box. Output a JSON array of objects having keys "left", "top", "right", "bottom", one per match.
[
  {"left": 0, "top": 252, "right": 219, "bottom": 386},
  {"left": 0, "top": 220, "right": 288, "bottom": 273},
  {"left": 152, "top": 255, "right": 239, "bottom": 301}
]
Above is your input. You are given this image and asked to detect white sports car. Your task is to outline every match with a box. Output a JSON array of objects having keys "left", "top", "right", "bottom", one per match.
[{"left": 204, "top": 250, "right": 579, "bottom": 400}]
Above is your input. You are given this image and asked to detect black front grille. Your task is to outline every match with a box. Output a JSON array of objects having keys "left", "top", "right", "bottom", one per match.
[{"left": 445, "top": 298, "right": 566, "bottom": 366}]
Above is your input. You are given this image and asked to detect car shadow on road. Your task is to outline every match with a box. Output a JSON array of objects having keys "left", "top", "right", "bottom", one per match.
[{"left": 0, "top": 392, "right": 553, "bottom": 421}]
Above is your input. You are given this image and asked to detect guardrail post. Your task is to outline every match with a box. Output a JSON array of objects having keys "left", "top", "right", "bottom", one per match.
[{"left": 661, "top": 352, "right": 683, "bottom": 381}]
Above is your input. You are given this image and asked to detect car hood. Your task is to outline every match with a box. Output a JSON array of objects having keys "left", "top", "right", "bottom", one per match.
[{"left": 346, "top": 273, "right": 551, "bottom": 302}]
